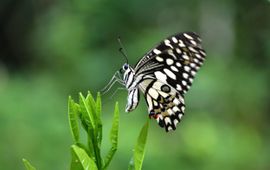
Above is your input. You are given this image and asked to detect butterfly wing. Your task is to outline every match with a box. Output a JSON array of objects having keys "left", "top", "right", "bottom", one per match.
[
  {"left": 134, "top": 32, "right": 206, "bottom": 94},
  {"left": 138, "top": 78, "right": 185, "bottom": 132}
]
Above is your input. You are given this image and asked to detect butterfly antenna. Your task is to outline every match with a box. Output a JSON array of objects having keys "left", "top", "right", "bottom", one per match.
[{"left": 118, "top": 36, "right": 129, "bottom": 63}]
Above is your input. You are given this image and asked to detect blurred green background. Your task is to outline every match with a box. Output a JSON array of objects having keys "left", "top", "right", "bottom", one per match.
[{"left": 0, "top": 0, "right": 270, "bottom": 169}]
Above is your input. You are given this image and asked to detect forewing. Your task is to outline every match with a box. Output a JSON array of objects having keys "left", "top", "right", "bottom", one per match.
[
  {"left": 139, "top": 79, "right": 185, "bottom": 132},
  {"left": 134, "top": 32, "right": 206, "bottom": 94}
]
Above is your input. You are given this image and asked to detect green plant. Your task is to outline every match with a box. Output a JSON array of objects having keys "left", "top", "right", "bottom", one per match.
[
  {"left": 22, "top": 159, "right": 36, "bottom": 170},
  {"left": 128, "top": 121, "right": 149, "bottom": 170},
  {"left": 23, "top": 91, "right": 149, "bottom": 170},
  {"left": 69, "top": 92, "right": 119, "bottom": 170}
]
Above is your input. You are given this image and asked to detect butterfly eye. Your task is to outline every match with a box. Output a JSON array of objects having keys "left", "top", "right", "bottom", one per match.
[{"left": 123, "top": 63, "right": 129, "bottom": 70}]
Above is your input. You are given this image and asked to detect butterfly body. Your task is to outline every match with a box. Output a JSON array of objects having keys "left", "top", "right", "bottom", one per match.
[{"left": 120, "top": 32, "right": 206, "bottom": 132}]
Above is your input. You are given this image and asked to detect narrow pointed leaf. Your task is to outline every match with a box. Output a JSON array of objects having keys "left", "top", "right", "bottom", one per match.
[
  {"left": 95, "top": 92, "right": 102, "bottom": 119},
  {"left": 87, "top": 130, "right": 102, "bottom": 170},
  {"left": 79, "top": 93, "right": 95, "bottom": 158},
  {"left": 84, "top": 92, "right": 103, "bottom": 169},
  {"left": 103, "top": 102, "right": 119, "bottom": 169},
  {"left": 22, "top": 159, "right": 36, "bottom": 170},
  {"left": 86, "top": 91, "right": 97, "bottom": 121},
  {"left": 133, "top": 121, "right": 149, "bottom": 170},
  {"left": 95, "top": 92, "right": 103, "bottom": 146},
  {"left": 70, "top": 146, "right": 84, "bottom": 170},
  {"left": 71, "top": 145, "right": 98, "bottom": 170},
  {"left": 79, "top": 93, "right": 95, "bottom": 130},
  {"left": 68, "top": 96, "right": 80, "bottom": 143}
]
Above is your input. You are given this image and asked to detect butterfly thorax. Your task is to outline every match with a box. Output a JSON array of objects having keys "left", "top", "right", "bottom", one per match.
[{"left": 122, "top": 64, "right": 142, "bottom": 112}]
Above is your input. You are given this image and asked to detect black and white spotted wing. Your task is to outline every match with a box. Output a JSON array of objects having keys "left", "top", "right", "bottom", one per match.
[
  {"left": 134, "top": 32, "right": 206, "bottom": 131},
  {"left": 139, "top": 78, "right": 185, "bottom": 132},
  {"left": 135, "top": 32, "right": 206, "bottom": 94},
  {"left": 110, "top": 32, "right": 206, "bottom": 132}
]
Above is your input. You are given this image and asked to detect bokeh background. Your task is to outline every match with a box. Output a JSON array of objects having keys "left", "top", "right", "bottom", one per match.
[{"left": 1, "top": 0, "right": 270, "bottom": 169}]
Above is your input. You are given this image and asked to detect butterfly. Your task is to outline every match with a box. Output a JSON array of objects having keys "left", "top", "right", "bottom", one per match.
[{"left": 103, "top": 32, "right": 206, "bottom": 132}]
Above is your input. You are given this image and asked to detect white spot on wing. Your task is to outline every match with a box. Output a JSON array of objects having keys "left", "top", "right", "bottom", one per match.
[
  {"left": 164, "top": 68, "right": 176, "bottom": 80},
  {"left": 191, "top": 70, "right": 196, "bottom": 76},
  {"left": 194, "top": 58, "right": 199, "bottom": 63},
  {"left": 184, "top": 33, "right": 193, "bottom": 40},
  {"left": 173, "top": 119, "right": 179, "bottom": 126},
  {"left": 176, "top": 48, "right": 181, "bottom": 54},
  {"left": 181, "top": 106, "right": 185, "bottom": 112},
  {"left": 173, "top": 106, "right": 180, "bottom": 112},
  {"left": 148, "top": 88, "right": 159, "bottom": 100},
  {"left": 152, "top": 81, "right": 163, "bottom": 90},
  {"left": 188, "top": 47, "right": 197, "bottom": 52},
  {"left": 153, "top": 49, "right": 161, "bottom": 54},
  {"left": 173, "top": 98, "right": 180, "bottom": 105},
  {"left": 179, "top": 96, "right": 184, "bottom": 103},
  {"left": 176, "top": 62, "right": 181, "bottom": 67},
  {"left": 167, "top": 109, "right": 174, "bottom": 115},
  {"left": 200, "top": 50, "right": 206, "bottom": 56},
  {"left": 172, "top": 37, "right": 178, "bottom": 43},
  {"left": 176, "top": 84, "right": 182, "bottom": 91},
  {"left": 156, "top": 56, "right": 164, "bottom": 62},
  {"left": 164, "top": 39, "right": 170, "bottom": 44},
  {"left": 184, "top": 66, "right": 191, "bottom": 72},
  {"left": 166, "top": 58, "right": 174, "bottom": 65},
  {"left": 171, "top": 66, "right": 178, "bottom": 72},
  {"left": 195, "top": 54, "right": 202, "bottom": 59},
  {"left": 190, "top": 40, "right": 197, "bottom": 45},
  {"left": 178, "top": 40, "right": 185, "bottom": 47},
  {"left": 182, "top": 80, "right": 187, "bottom": 86},
  {"left": 165, "top": 117, "right": 171, "bottom": 125},
  {"left": 164, "top": 39, "right": 173, "bottom": 48},
  {"left": 190, "top": 63, "right": 196, "bottom": 68},
  {"left": 168, "top": 50, "right": 177, "bottom": 59},
  {"left": 154, "top": 71, "right": 167, "bottom": 82},
  {"left": 183, "top": 55, "right": 189, "bottom": 60},
  {"left": 183, "top": 73, "right": 189, "bottom": 79}
]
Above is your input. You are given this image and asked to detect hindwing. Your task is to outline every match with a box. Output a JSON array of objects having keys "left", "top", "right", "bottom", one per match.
[{"left": 139, "top": 78, "right": 185, "bottom": 132}]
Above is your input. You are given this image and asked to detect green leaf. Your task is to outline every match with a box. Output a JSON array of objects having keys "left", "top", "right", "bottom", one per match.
[
  {"left": 79, "top": 93, "right": 95, "bottom": 130},
  {"left": 70, "top": 146, "right": 84, "bottom": 170},
  {"left": 95, "top": 92, "right": 103, "bottom": 146},
  {"left": 131, "top": 121, "right": 149, "bottom": 170},
  {"left": 68, "top": 96, "right": 80, "bottom": 143},
  {"left": 71, "top": 145, "right": 98, "bottom": 170},
  {"left": 86, "top": 91, "right": 102, "bottom": 143},
  {"left": 103, "top": 102, "right": 119, "bottom": 169},
  {"left": 22, "top": 159, "right": 36, "bottom": 170},
  {"left": 95, "top": 92, "right": 102, "bottom": 120},
  {"left": 78, "top": 93, "right": 96, "bottom": 159},
  {"left": 85, "top": 92, "right": 103, "bottom": 169},
  {"left": 86, "top": 91, "right": 98, "bottom": 127}
]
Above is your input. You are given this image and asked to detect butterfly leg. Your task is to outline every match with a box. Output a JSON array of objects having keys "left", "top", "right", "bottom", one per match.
[
  {"left": 109, "top": 87, "right": 126, "bottom": 99},
  {"left": 101, "top": 71, "right": 124, "bottom": 95}
]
